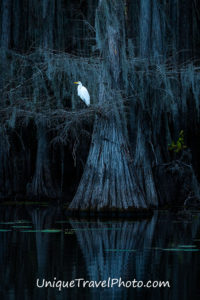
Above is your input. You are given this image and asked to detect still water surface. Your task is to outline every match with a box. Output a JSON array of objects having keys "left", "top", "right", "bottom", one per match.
[{"left": 0, "top": 205, "right": 200, "bottom": 300}]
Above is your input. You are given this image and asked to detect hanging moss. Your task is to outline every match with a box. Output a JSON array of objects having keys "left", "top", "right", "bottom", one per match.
[{"left": 0, "top": 0, "right": 200, "bottom": 208}]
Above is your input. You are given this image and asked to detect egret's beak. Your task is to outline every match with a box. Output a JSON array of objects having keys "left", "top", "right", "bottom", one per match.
[{"left": 74, "top": 82, "right": 78, "bottom": 84}]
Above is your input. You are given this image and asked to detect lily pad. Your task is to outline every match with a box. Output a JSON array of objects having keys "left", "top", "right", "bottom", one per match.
[
  {"left": 12, "top": 225, "right": 32, "bottom": 228},
  {"left": 20, "top": 230, "right": 43, "bottom": 233},
  {"left": 0, "top": 222, "right": 16, "bottom": 225},
  {"left": 21, "top": 229, "right": 61, "bottom": 233},
  {"left": 105, "top": 249, "right": 136, "bottom": 252},
  {"left": 41, "top": 229, "right": 62, "bottom": 233},
  {"left": 178, "top": 245, "right": 196, "bottom": 248},
  {"left": 162, "top": 248, "right": 199, "bottom": 252},
  {"left": 72, "top": 228, "right": 121, "bottom": 231},
  {"left": 0, "top": 220, "right": 31, "bottom": 225},
  {"left": 15, "top": 220, "right": 32, "bottom": 223}
]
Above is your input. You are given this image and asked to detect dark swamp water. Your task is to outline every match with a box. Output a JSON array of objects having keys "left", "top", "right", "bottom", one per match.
[{"left": 0, "top": 205, "right": 200, "bottom": 300}]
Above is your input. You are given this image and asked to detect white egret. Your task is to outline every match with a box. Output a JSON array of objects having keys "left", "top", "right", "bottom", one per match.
[{"left": 74, "top": 81, "right": 90, "bottom": 106}]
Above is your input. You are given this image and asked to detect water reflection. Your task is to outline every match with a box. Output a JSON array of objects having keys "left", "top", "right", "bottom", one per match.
[{"left": 0, "top": 206, "right": 200, "bottom": 299}]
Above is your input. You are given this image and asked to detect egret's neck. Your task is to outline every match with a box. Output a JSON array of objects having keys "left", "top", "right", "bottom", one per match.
[{"left": 78, "top": 83, "right": 82, "bottom": 87}]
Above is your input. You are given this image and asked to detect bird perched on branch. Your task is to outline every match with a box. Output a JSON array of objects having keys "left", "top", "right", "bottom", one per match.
[{"left": 74, "top": 81, "right": 90, "bottom": 106}]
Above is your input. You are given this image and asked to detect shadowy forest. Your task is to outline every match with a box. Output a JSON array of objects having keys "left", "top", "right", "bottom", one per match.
[{"left": 0, "top": 0, "right": 200, "bottom": 211}]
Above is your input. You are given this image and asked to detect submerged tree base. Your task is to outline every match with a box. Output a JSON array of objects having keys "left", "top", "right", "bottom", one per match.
[{"left": 66, "top": 205, "right": 153, "bottom": 218}]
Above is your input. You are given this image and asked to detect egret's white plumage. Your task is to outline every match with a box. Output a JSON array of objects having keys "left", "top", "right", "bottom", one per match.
[{"left": 74, "top": 81, "right": 90, "bottom": 106}]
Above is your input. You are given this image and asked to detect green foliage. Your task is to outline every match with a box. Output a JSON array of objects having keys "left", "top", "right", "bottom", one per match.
[{"left": 168, "top": 130, "right": 187, "bottom": 153}]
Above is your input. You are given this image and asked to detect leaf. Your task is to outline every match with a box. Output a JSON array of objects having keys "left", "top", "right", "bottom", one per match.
[{"left": 168, "top": 130, "right": 187, "bottom": 153}]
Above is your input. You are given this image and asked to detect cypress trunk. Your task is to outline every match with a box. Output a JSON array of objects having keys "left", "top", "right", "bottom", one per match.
[
  {"left": 69, "top": 0, "right": 146, "bottom": 210},
  {"left": 27, "top": 124, "right": 56, "bottom": 198},
  {"left": 0, "top": 0, "right": 11, "bottom": 48}
]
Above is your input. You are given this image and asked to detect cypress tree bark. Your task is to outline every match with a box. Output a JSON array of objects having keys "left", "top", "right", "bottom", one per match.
[
  {"left": 0, "top": 130, "right": 11, "bottom": 198},
  {"left": 69, "top": 0, "right": 146, "bottom": 210},
  {"left": 0, "top": 0, "right": 11, "bottom": 48},
  {"left": 178, "top": 0, "right": 193, "bottom": 62},
  {"left": 27, "top": 124, "right": 56, "bottom": 198}
]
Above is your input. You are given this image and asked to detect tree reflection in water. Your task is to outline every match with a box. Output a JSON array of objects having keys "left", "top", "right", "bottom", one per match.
[{"left": 0, "top": 206, "right": 199, "bottom": 300}]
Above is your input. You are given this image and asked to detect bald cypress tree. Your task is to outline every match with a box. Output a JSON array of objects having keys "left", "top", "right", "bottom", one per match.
[{"left": 69, "top": 0, "right": 146, "bottom": 210}]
